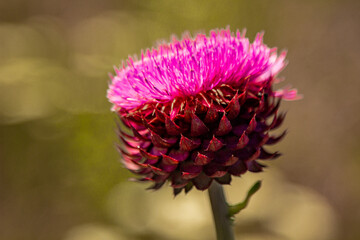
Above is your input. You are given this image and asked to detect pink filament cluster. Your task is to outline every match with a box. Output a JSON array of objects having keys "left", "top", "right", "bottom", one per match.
[{"left": 107, "top": 28, "right": 298, "bottom": 110}]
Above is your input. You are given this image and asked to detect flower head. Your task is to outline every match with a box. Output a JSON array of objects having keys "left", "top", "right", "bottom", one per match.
[{"left": 107, "top": 28, "right": 299, "bottom": 195}]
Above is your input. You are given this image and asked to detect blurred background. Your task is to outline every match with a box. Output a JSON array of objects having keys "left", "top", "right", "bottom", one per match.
[{"left": 0, "top": 0, "right": 359, "bottom": 239}]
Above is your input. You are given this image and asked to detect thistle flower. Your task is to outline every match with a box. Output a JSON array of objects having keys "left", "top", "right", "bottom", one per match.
[{"left": 107, "top": 28, "right": 299, "bottom": 196}]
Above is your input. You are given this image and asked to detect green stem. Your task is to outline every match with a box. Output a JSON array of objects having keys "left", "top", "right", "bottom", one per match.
[{"left": 208, "top": 181, "right": 235, "bottom": 240}]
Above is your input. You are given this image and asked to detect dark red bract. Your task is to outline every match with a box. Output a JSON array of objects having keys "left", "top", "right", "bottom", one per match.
[{"left": 118, "top": 84, "right": 285, "bottom": 195}]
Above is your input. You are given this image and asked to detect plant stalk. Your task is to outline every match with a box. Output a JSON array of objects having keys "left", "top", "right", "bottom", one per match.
[{"left": 208, "top": 181, "right": 235, "bottom": 240}]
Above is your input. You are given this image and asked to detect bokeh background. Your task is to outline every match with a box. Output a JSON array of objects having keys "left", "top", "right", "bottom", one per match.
[{"left": 1, "top": 0, "right": 359, "bottom": 239}]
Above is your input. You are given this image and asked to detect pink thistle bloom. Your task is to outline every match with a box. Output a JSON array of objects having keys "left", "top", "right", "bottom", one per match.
[{"left": 107, "top": 28, "right": 299, "bottom": 195}]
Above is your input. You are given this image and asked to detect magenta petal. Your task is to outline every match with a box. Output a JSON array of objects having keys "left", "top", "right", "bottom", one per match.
[{"left": 108, "top": 29, "right": 298, "bottom": 110}]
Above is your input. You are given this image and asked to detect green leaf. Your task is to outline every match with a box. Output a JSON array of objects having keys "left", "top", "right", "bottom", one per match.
[{"left": 228, "top": 180, "right": 262, "bottom": 217}]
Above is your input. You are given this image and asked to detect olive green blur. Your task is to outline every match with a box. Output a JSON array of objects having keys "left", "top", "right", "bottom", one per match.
[{"left": 0, "top": 0, "right": 359, "bottom": 240}]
